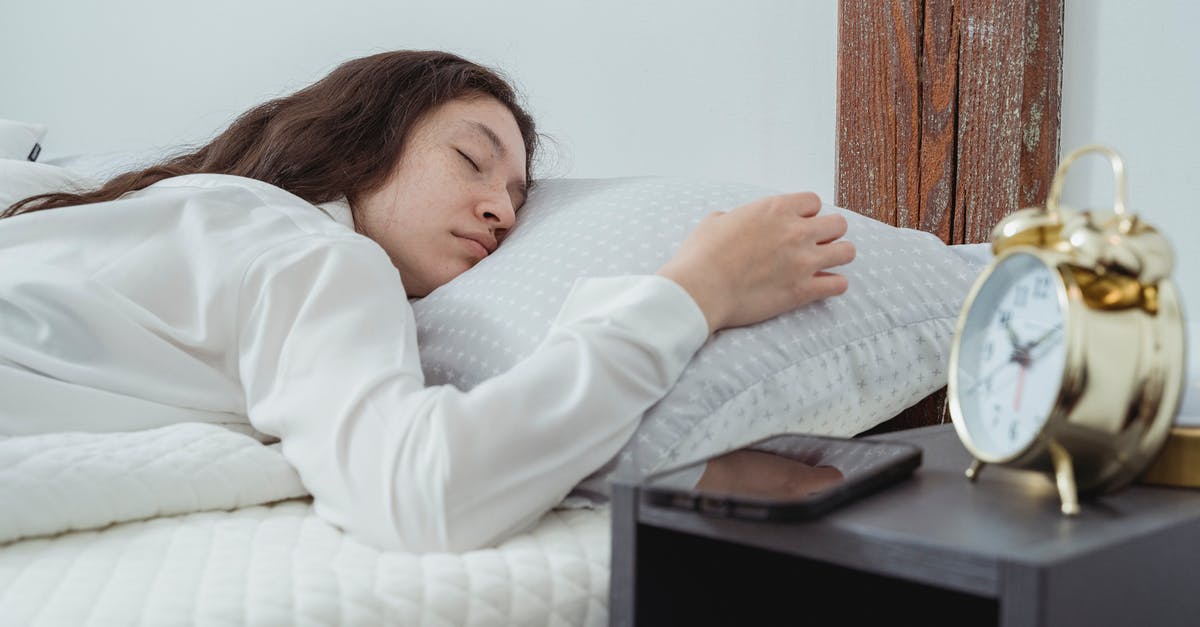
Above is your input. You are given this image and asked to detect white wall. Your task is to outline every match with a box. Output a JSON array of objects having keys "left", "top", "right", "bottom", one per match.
[
  {"left": 0, "top": 0, "right": 838, "bottom": 199},
  {"left": 3, "top": 0, "right": 1195, "bottom": 310},
  {"left": 1061, "top": 0, "right": 1200, "bottom": 315}
]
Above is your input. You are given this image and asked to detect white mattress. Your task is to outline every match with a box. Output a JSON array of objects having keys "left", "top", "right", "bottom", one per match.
[
  {"left": 0, "top": 423, "right": 611, "bottom": 626},
  {"left": 0, "top": 500, "right": 610, "bottom": 626}
]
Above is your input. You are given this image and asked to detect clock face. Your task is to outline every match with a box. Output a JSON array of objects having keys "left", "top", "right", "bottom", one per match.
[{"left": 954, "top": 252, "right": 1068, "bottom": 460}]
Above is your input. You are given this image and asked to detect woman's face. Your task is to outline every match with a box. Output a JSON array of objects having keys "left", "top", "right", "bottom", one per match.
[{"left": 355, "top": 96, "right": 528, "bottom": 297}]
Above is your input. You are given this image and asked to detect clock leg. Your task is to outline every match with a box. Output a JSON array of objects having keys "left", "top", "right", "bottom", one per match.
[
  {"left": 965, "top": 459, "right": 985, "bottom": 481},
  {"left": 1048, "top": 439, "right": 1081, "bottom": 515}
]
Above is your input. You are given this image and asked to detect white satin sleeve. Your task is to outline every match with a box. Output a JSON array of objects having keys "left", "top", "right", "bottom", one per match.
[{"left": 237, "top": 235, "right": 708, "bottom": 552}]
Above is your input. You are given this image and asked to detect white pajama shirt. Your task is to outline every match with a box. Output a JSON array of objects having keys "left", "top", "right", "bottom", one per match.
[{"left": 0, "top": 174, "right": 708, "bottom": 552}]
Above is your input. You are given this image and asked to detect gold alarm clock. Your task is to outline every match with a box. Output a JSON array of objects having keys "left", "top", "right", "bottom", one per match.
[{"left": 947, "top": 145, "right": 1187, "bottom": 514}]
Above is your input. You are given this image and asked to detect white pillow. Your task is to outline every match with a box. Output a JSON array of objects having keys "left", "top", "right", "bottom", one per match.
[
  {"left": 411, "top": 177, "right": 988, "bottom": 498},
  {"left": 0, "top": 160, "right": 98, "bottom": 212},
  {"left": 0, "top": 119, "right": 47, "bottom": 161}
]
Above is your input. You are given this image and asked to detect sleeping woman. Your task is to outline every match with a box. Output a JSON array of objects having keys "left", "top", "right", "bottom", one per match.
[{"left": 0, "top": 50, "right": 856, "bottom": 552}]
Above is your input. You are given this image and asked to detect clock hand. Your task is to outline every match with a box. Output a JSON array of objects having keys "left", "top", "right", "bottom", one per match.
[
  {"left": 1027, "top": 327, "right": 1065, "bottom": 363},
  {"left": 963, "top": 322, "right": 1052, "bottom": 398},
  {"left": 966, "top": 353, "right": 1021, "bottom": 397},
  {"left": 1013, "top": 362, "right": 1026, "bottom": 411},
  {"left": 1003, "top": 317, "right": 1022, "bottom": 351},
  {"left": 1024, "top": 323, "right": 1063, "bottom": 353}
]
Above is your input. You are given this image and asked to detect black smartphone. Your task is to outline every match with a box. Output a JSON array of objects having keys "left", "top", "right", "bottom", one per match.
[{"left": 641, "top": 433, "right": 922, "bottom": 521}]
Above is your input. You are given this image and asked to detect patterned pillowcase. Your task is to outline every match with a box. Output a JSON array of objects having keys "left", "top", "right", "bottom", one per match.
[{"left": 410, "top": 177, "right": 987, "bottom": 498}]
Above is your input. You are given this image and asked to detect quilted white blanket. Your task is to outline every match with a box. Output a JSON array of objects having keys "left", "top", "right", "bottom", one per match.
[
  {"left": 0, "top": 424, "right": 307, "bottom": 545},
  {"left": 0, "top": 424, "right": 611, "bottom": 626}
]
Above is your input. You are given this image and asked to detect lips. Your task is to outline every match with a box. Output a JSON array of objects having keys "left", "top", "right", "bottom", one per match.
[{"left": 456, "top": 233, "right": 494, "bottom": 259}]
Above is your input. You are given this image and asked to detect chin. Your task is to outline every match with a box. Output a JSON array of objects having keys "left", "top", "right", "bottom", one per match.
[
  {"left": 418, "top": 268, "right": 471, "bottom": 297},
  {"left": 402, "top": 260, "right": 470, "bottom": 297},
  {"left": 402, "top": 276, "right": 437, "bottom": 299}
]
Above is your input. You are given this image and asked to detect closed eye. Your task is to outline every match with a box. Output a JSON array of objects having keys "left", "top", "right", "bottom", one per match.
[{"left": 456, "top": 149, "right": 480, "bottom": 172}]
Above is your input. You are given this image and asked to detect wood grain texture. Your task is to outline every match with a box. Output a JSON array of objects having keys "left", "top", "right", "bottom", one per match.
[
  {"left": 917, "top": 0, "right": 959, "bottom": 242},
  {"left": 837, "top": 0, "right": 1062, "bottom": 243},
  {"left": 954, "top": 0, "right": 1063, "bottom": 244},
  {"left": 834, "top": 0, "right": 922, "bottom": 228},
  {"left": 1018, "top": 0, "right": 1064, "bottom": 222},
  {"left": 836, "top": 0, "right": 1063, "bottom": 431}
]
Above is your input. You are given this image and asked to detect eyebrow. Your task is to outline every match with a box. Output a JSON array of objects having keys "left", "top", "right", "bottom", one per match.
[
  {"left": 465, "top": 120, "right": 528, "bottom": 207},
  {"left": 468, "top": 121, "right": 508, "bottom": 158}
]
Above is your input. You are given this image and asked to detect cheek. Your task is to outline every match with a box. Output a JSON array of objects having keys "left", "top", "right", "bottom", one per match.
[
  {"left": 400, "top": 171, "right": 467, "bottom": 226},
  {"left": 362, "top": 184, "right": 429, "bottom": 240},
  {"left": 357, "top": 193, "right": 420, "bottom": 264}
]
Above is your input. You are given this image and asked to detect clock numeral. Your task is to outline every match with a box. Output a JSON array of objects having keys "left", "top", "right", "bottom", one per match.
[
  {"left": 1034, "top": 275, "right": 1051, "bottom": 300},
  {"left": 1009, "top": 420, "right": 1018, "bottom": 442},
  {"left": 999, "top": 310, "right": 1012, "bottom": 325},
  {"left": 983, "top": 340, "right": 994, "bottom": 361},
  {"left": 1014, "top": 286, "right": 1028, "bottom": 308}
]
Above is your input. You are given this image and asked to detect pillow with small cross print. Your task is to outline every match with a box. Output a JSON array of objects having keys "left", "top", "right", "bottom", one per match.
[{"left": 410, "top": 176, "right": 988, "bottom": 501}]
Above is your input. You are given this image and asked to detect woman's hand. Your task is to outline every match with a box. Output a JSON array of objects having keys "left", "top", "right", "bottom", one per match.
[{"left": 657, "top": 192, "right": 855, "bottom": 334}]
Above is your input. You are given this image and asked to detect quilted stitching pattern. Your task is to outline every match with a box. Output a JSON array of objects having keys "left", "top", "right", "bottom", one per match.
[
  {"left": 0, "top": 501, "right": 610, "bottom": 626},
  {"left": 0, "top": 423, "right": 305, "bottom": 545}
]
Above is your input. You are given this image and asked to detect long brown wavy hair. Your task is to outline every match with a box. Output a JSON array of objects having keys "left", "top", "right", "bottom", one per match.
[{"left": 2, "top": 50, "right": 538, "bottom": 219}]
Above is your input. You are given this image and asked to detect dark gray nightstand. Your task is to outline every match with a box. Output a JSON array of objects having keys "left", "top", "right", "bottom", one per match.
[{"left": 610, "top": 424, "right": 1200, "bottom": 626}]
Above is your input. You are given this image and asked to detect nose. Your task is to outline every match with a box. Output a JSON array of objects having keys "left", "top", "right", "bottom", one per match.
[{"left": 476, "top": 189, "right": 516, "bottom": 233}]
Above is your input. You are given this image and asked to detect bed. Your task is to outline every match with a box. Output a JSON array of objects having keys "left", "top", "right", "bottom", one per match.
[{"left": 0, "top": 4, "right": 1072, "bottom": 625}]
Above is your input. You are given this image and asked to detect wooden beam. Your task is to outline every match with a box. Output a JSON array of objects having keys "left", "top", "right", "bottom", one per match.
[
  {"left": 836, "top": 0, "right": 1063, "bottom": 244},
  {"left": 837, "top": 0, "right": 1063, "bottom": 432},
  {"left": 954, "top": 0, "right": 1064, "bottom": 244},
  {"left": 917, "top": 0, "right": 959, "bottom": 243},
  {"left": 835, "top": 0, "right": 922, "bottom": 230}
]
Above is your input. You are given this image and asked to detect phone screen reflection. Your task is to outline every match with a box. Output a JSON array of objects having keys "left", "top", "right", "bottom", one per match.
[{"left": 692, "top": 449, "right": 846, "bottom": 500}]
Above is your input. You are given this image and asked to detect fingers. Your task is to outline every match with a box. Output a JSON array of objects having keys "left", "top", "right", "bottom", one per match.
[
  {"left": 665, "top": 190, "right": 852, "bottom": 332},
  {"left": 763, "top": 196, "right": 844, "bottom": 245},
  {"left": 736, "top": 192, "right": 821, "bottom": 220},
  {"left": 796, "top": 243, "right": 853, "bottom": 303},
  {"left": 778, "top": 192, "right": 822, "bottom": 218},
  {"left": 806, "top": 272, "right": 850, "bottom": 298},
  {"left": 820, "top": 240, "right": 856, "bottom": 268},
  {"left": 809, "top": 213, "right": 849, "bottom": 244}
]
